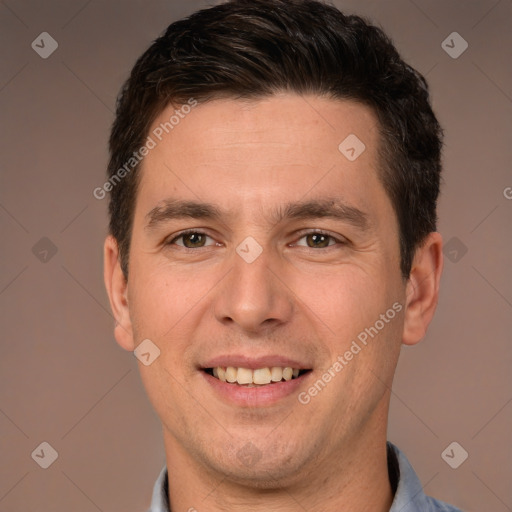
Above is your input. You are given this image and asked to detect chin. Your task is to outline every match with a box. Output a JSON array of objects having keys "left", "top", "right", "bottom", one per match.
[
  {"left": 201, "top": 436, "right": 314, "bottom": 489},
  {"left": 214, "top": 461, "right": 306, "bottom": 490}
]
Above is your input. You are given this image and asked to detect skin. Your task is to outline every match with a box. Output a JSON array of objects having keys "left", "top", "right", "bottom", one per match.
[{"left": 104, "top": 93, "right": 443, "bottom": 512}]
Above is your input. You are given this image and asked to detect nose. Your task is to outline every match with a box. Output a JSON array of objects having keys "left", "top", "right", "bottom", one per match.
[{"left": 214, "top": 247, "right": 294, "bottom": 334}]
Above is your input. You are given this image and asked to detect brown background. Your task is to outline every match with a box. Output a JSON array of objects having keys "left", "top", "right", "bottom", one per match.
[{"left": 1, "top": 1, "right": 511, "bottom": 511}]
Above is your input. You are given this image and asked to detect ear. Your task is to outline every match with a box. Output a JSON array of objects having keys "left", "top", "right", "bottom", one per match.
[
  {"left": 402, "top": 232, "right": 444, "bottom": 346},
  {"left": 103, "top": 235, "right": 135, "bottom": 351}
]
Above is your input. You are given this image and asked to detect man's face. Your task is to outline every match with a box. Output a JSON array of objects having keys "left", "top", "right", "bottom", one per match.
[{"left": 120, "top": 94, "right": 407, "bottom": 485}]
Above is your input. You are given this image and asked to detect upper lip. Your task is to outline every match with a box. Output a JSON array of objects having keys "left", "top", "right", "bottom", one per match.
[{"left": 201, "top": 355, "right": 311, "bottom": 370}]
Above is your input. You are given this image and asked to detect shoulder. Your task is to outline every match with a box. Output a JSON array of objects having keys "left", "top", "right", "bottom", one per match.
[
  {"left": 424, "top": 495, "right": 464, "bottom": 512},
  {"left": 388, "top": 442, "right": 465, "bottom": 512}
]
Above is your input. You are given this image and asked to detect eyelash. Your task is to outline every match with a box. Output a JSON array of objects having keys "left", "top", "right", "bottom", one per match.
[
  {"left": 166, "top": 229, "right": 346, "bottom": 249},
  {"left": 167, "top": 229, "right": 218, "bottom": 248},
  {"left": 292, "top": 230, "right": 346, "bottom": 248}
]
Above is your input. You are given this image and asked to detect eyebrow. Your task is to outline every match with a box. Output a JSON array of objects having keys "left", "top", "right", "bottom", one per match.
[
  {"left": 145, "top": 200, "right": 223, "bottom": 229},
  {"left": 145, "top": 198, "right": 369, "bottom": 231},
  {"left": 274, "top": 198, "right": 369, "bottom": 231}
]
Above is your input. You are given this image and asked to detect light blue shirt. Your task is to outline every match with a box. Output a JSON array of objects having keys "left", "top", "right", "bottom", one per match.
[{"left": 147, "top": 442, "right": 463, "bottom": 511}]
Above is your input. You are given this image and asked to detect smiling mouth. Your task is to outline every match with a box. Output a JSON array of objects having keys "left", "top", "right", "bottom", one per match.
[{"left": 204, "top": 366, "right": 311, "bottom": 387}]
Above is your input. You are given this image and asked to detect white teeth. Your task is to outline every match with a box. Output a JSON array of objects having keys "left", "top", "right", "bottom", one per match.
[
  {"left": 253, "top": 367, "right": 272, "bottom": 385},
  {"left": 225, "top": 366, "right": 237, "bottom": 383},
  {"left": 270, "top": 366, "right": 283, "bottom": 382},
  {"left": 236, "top": 367, "right": 253, "bottom": 385},
  {"left": 210, "top": 366, "right": 304, "bottom": 385},
  {"left": 282, "top": 367, "right": 293, "bottom": 381}
]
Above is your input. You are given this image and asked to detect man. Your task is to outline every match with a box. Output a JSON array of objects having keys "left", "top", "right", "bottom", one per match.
[{"left": 103, "top": 0, "right": 462, "bottom": 510}]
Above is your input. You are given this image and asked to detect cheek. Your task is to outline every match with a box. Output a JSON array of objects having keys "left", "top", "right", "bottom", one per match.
[
  {"left": 291, "top": 260, "right": 404, "bottom": 392},
  {"left": 128, "top": 259, "right": 213, "bottom": 339},
  {"left": 290, "top": 264, "right": 387, "bottom": 340}
]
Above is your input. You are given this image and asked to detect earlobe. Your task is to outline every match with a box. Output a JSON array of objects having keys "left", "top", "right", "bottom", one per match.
[
  {"left": 402, "top": 232, "right": 444, "bottom": 346},
  {"left": 103, "top": 235, "right": 135, "bottom": 351}
]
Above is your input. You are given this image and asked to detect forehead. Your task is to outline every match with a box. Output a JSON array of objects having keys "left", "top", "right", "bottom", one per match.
[{"left": 136, "top": 94, "right": 387, "bottom": 221}]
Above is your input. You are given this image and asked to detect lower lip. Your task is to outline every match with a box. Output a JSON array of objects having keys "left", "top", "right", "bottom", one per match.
[{"left": 201, "top": 371, "right": 309, "bottom": 407}]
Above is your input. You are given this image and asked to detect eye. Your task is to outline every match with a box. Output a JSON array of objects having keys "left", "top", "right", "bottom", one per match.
[
  {"left": 294, "top": 231, "right": 342, "bottom": 249},
  {"left": 169, "top": 231, "right": 216, "bottom": 249}
]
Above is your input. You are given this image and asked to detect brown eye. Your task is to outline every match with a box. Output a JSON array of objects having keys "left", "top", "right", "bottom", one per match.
[
  {"left": 182, "top": 233, "right": 206, "bottom": 248},
  {"left": 293, "top": 231, "right": 345, "bottom": 249},
  {"left": 305, "top": 233, "right": 332, "bottom": 248},
  {"left": 171, "top": 232, "right": 214, "bottom": 248}
]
